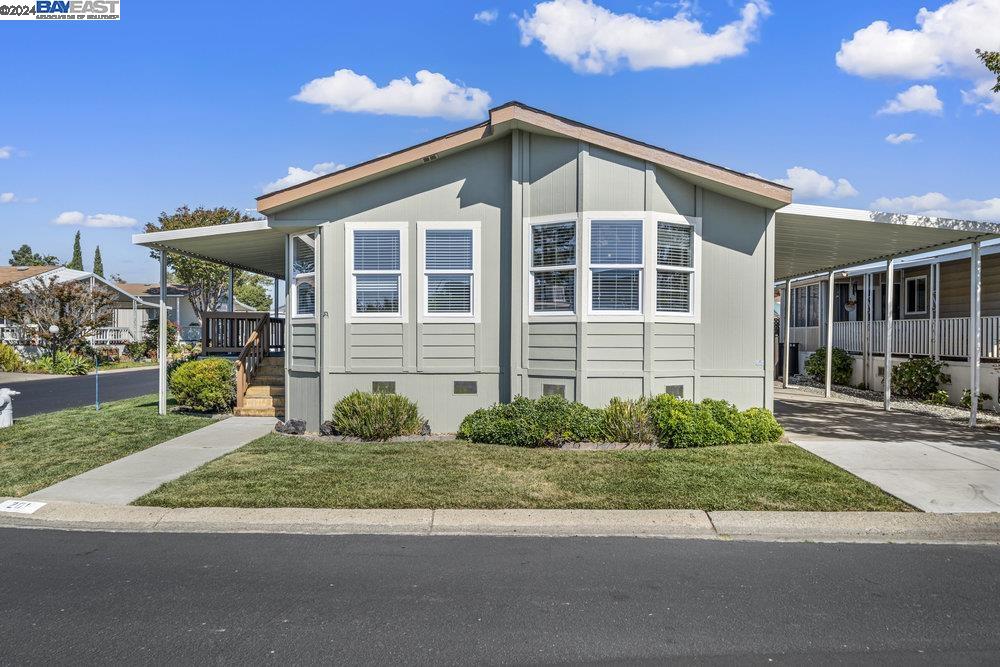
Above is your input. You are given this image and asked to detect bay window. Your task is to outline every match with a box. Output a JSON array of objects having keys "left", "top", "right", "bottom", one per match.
[
  {"left": 530, "top": 221, "right": 576, "bottom": 314},
  {"left": 656, "top": 221, "right": 694, "bottom": 314},
  {"left": 590, "top": 220, "right": 643, "bottom": 312}
]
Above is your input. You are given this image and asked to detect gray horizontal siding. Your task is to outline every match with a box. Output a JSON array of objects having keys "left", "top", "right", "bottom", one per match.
[
  {"left": 289, "top": 322, "right": 317, "bottom": 370},
  {"left": 421, "top": 322, "right": 475, "bottom": 370},
  {"left": 349, "top": 322, "right": 404, "bottom": 368},
  {"left": 528, "top": 321, "right": 577, "bottom": 372}
]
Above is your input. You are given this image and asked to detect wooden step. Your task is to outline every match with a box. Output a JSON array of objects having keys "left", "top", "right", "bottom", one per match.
[
  {"left": 245, "top": 385, "right": 285, "bottom": 398},
  {"left": 234, "top": 406, "right": 283, "bottom": 418},
  {"left": 242, "top": 396, "right": 285, "bottom": 410},
  {"left": 252, "top": 372, "right": 285, "bottom": 383}
]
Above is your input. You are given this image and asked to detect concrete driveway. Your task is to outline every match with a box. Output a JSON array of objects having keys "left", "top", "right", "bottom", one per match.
[{"left": 775, "top": 387, "right": 1000, "bottom": 513}]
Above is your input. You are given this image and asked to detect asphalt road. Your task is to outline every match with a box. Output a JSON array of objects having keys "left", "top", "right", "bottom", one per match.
[
  {"left": 2, "top": 529, "right": 1000, "bottom": 664},
  {"left": 1, "top": 369, "right": 157, "bottom": 417}
]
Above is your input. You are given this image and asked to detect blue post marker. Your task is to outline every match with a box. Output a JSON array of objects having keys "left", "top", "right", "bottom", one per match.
[{"left": 94, "top": 355, "right": 100, "bottom": 411}]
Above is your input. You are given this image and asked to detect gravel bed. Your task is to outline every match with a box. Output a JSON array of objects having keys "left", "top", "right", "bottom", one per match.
[{"left": 786, "top": 375, "right": 1000, "bottom": 431}]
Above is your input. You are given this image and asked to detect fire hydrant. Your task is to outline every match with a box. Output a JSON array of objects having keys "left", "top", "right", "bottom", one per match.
[{"left": 0, "top": 388, "right": 20, "bottom": 428}]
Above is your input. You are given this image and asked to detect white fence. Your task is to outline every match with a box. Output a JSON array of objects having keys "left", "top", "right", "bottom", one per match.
[
  {"left": 0, "top": 325, "right": 137, "bottom": 347},
  {"left": 796, "top": 316, "right": 1000, "bottom": 359}
]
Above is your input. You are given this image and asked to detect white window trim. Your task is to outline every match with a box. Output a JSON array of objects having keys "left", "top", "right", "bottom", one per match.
[
  {"left": 585, "top": 215, "right": 645, "bottom": 320},
  {"left": 525, "top": 215, "right": 580, "bottom": 320},
  {"left": 522, "top": 211, "right": 701, "bottom": 324},
  {"left": 417, "top": 220, "right": 481, "bottom": 324},
  {"left": 290, "top": 231, "right": 317, "bottom": 320},
  {"left": 344, "top": 221, "right": 409, "bottom": 324},
  {"left": 904, "top": 275, "right": 928, "bottom": 315},
  {"left": 653, "top": 216, "right": 700, "bottom": 321}
]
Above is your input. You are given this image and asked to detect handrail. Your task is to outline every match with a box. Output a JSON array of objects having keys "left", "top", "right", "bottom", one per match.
[
  {"left": 202, "top": 312, "right": 284, "bottom": 354},
  {"left": 235, "top": 316, "right": 269, "bottom": 410}
]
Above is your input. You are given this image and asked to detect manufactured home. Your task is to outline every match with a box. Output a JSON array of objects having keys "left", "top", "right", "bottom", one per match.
[{"left": 134, "top": 103, "right": 1000, "bottom": 430}]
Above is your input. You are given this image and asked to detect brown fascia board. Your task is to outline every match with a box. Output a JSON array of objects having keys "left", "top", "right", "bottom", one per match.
[{"left": 257, "top": 102, "right": 792, "bottom": 215}]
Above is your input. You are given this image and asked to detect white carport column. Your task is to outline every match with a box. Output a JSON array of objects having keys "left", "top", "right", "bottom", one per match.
[
  {"left": 970, "top": 241, "right": 982, "bottom": 427},
  {"left": 227, "top": 267, "right": 235, "bottom": 312},
  {"left": 273, "top": 278, "right": 279, "bottom": 318},
  {"left": 158, "top": 250, "right": 168, "bottom": 416},
  {"left": 884, "top": 258, "right": 894, "bottom": 412},
  {"left": 825, "top": 271, "right": 834, "bottom": 398},
  {"left": 782, "top": 279, "right": 791, "bottom": 388}
]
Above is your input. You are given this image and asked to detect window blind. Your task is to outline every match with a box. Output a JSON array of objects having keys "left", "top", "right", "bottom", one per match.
[
  {"left": 656, "top": 271, "right": 690, "bottom": 313},
  {"left": 354, "top": 230, "right": 400, "bottom": 271},
  {"left": 427, "top": 274, "right": 472, "bottom": 313},
  {"left": 293, "top": 236, "right": 315, "bottom": 274},
  {"left": 657, "top": 223, "right": 692, "bottom": 267},
  {"left": 532, "top": 223, "right": 576, "bottom": 267},
  {"left": 533, "top": 270, "right": 575, "bottom": 312},
  {"left": 356, "top": 274, "right": 399, "bottom": 313},
  {"left": 426, "top": 229, "right": 472, "bottom": 270},
  {"left": 296, "top": 280, "right": 315, "bottom": 315},
  {"left": 592, "top": 268, "right": 639, "bottom": 311},
  {"left": 590, "top": 221, "right": 642, "bottom": 265}
]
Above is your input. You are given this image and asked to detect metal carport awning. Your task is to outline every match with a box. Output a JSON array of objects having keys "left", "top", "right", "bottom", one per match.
[
  {"left": 774, "top": 203, "right": 1000, "bottom": 427},
  {"left": 131, "top": 220, "right": 287, "bottom": 279}
]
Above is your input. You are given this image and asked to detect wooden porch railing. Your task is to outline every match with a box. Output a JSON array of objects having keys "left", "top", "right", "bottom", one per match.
[
  {"left": 202, "top": 312, "right": 285, "bottom": 355},
  {"left": 235, "top": 317, "right": 268, "bottom": 411}
]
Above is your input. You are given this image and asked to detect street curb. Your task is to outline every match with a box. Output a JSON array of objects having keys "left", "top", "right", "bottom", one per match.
[{"left": 3, "top": 499, "right": 1000, "bottom": 543}]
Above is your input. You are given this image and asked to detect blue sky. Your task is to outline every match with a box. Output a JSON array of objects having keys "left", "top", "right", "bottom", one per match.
[{"left": 2, "top": 0, "right": 997, "bottom": 281}]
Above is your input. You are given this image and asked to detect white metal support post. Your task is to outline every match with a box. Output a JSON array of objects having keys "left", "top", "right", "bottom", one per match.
[
  {"left": 970, "top": 241, "right": 982, "bottom": 427},
  {"left": 862, "top": 273, "right": 871, "bottom": 388},
  {"left": 884, "top": 258, "right": 894, "bottom": 411},
  {"left": 782, "top": 279, "right": 791, "bottom": 388},
  {"left": 825, "top": 271, "right": 835, "bottom": 398},
  {"left": 227, "top": 267, "right": 235, "bottom": 312},
  {"left": 273, "top": 277, "right": 280, "bottom": 318},
  {"left": 931, "top": 263, "right": 940, "bottom": 360},
  {"left": 158, "top": 250, "right": 168, "bottom": 416}
]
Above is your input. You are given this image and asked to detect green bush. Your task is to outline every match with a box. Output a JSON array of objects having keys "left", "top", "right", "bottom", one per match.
[
  {"left": 961, "top": 390, "right": 992, "bottom": 411},
  {"left": 123, "top": 341, "right": 149, "bottom": 361},
  {"left": 168, "top": 358, "right": 235, "bottom": 412},
  {"left": 331, "top": 391, "right": 423, "bottom": 441},
  {"left": 647, "top": 394, "right": 783, "bottom": 448},
  {"left": 0, "top": 343, "right": 22, "bottom": 372},
  {"left": 29, "top": 351, "right": 93, "bottom": 376},
  {"left": 143, "top": 319, "right": 179, "bottom": 356},
  {"left": 927, "top": 390, "right": 950, "bottom": 406},
  {"left": 600, "top": 397, "right": 655, "bottom": 443},
  {"left": 458, "top": 395, "right": 603, "bottom": 447},
  {"left": 804, "top": 346, "right": 854, "bottom": 386},
  {"left": 891, "top": 357, "right": 950, "bottom": 399}
]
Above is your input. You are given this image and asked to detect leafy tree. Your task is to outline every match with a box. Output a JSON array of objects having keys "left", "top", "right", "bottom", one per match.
[
  {"left": 9, "top": 244, "right": 59, "bottom": 267},
  {"left": 93, "top": 246, "right": 104, "bottom": 277},
  {"left": 0, "top": 276, "right": 115, "bottom": 357},
  {"left": 143, "top": 206, "right": 260, "bottom": 320},
  {"left": 976, "top": 49, "right": 1000, "bottom": 93},
  {"left": 67, "top": 231, "right": 84, "bottom": 270},
  {"left": 234, "top": 274, "right": 273, "bottom": 311},
  {"left": 110, "top": 273, "right": 126, "bottom": 283}
]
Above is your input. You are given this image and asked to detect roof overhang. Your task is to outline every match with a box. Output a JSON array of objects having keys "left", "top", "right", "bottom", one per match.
[
  {"left": 131, "top": 220, "right": 286, "bottom": 279},
  {"left": 774, "top": 203, "right": 1000, "bottom": 281},
  {"left": 256, "top": 101, "right": 792, "bottom": 216}
]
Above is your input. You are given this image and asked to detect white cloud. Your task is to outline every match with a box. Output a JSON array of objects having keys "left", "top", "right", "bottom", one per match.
[
  {"left": 52, "top": 211, "right": 138, "bottom": 228},
  {"left": 293, "top": 69, "right": 491, "bottom": 120},
  {"left": 877, "top": 84, "right": 943, "bottom": 115},
  {"left": 774, "top": 166, "right": 858, "bottom": 200},
  {"left": 516, "top": 0, "right": 770, "bottom": 74},
  {"left": 473, "top": 9, "right": 498, "bottom": 24},
  {"left": 0, "top": 192, "right": 15, "bottom": 203},
  {"left": 885, "top": 132, "right": 917, "bottom": 144},
  {"left": 264, "top": 161, "right": 347, "bottom": 193},
  {"left": 871, "top": 192, "right": 1000, "bottom": 222},
  {"left": 0, "top": 146, "right": 12, "bottom": 159},
  {"left": 836, "top": 1, "right": 1000, "bottom": 113}
]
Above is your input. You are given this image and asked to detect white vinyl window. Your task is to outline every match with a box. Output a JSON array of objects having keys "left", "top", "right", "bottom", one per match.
[
  {"left": 590, "top": 220, "right": 643, "bottom": 313},
  {"left": 905, "top": 275, "right": 927, "bottom": 315},
  {"left": 656, "top": 221, "right": 695, "bottom": 314},
  {"left": 344, "top": 222, "right": 409, "bottom": 322},
  {"left": 291, "top": 232, "right": 316, "bottom": 318},
  {"left": 419, "top": 221, "right": 480, "bottom": 321},
  {"left": 530, "top": 221, "right": 576, "bottom": 315}
]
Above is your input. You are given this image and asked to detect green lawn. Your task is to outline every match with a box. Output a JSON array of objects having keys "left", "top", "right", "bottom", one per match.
[
  {"left": 0, "top": 395, "right": 210, "bottom": 497},
  {"left": 135, "top": 436, "right": 911, "bottom": 511}
]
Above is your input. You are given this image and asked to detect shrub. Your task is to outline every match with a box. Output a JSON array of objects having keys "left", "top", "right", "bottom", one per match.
[
  {"left": 600, "top": 397, "right": 655, "bottom": 443},
  {"left": 144, "top": 319, "right": 179, "bottom": 356},
  {"left": 804, "top": 347, "right": 854, "bottom": 386},
  {"left": 29, "top": 351, "right": 93, "bottom": 375},
  {"left": 458, "top": 395, "right": 603, "bottom": 447},
  {"left": 891, "top": 357, "right": 950, "bottom": 399},
  {"left": 0, "top": 343, "right": 22, "bottom": 372},
  {"left": 331, "top": 391, "right": 423, "bottom": 441},
  {"left": 927, "top": 390, "right": 950, "bottom": 406},
  {"left": 647, "top": 394, "right": 783, "bottom": 448},
  {"left": 961, "top": 390, "right": 992, "bottom": 411},
  {"left": 123, "top": 341, "right": 149, "bottom": 361},
  {"left": 168, "top": 357, "right": 235, "bottom": 412}
]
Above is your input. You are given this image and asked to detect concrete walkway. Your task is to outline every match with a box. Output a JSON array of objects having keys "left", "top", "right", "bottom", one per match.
[
  {"left": 26, "top": 417, "right": 275, "bottom": 505},
  {"left": 776, "top": 387, "right": 1000, "bottom": 513}
]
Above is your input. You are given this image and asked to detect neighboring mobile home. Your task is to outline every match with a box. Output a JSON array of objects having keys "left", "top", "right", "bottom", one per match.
[
  {"left": 135, "top": 102, "right": 1000, "bottom": 430},
  {"left": 117, "top": 282, "right": 259, "bottom": 343}
]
